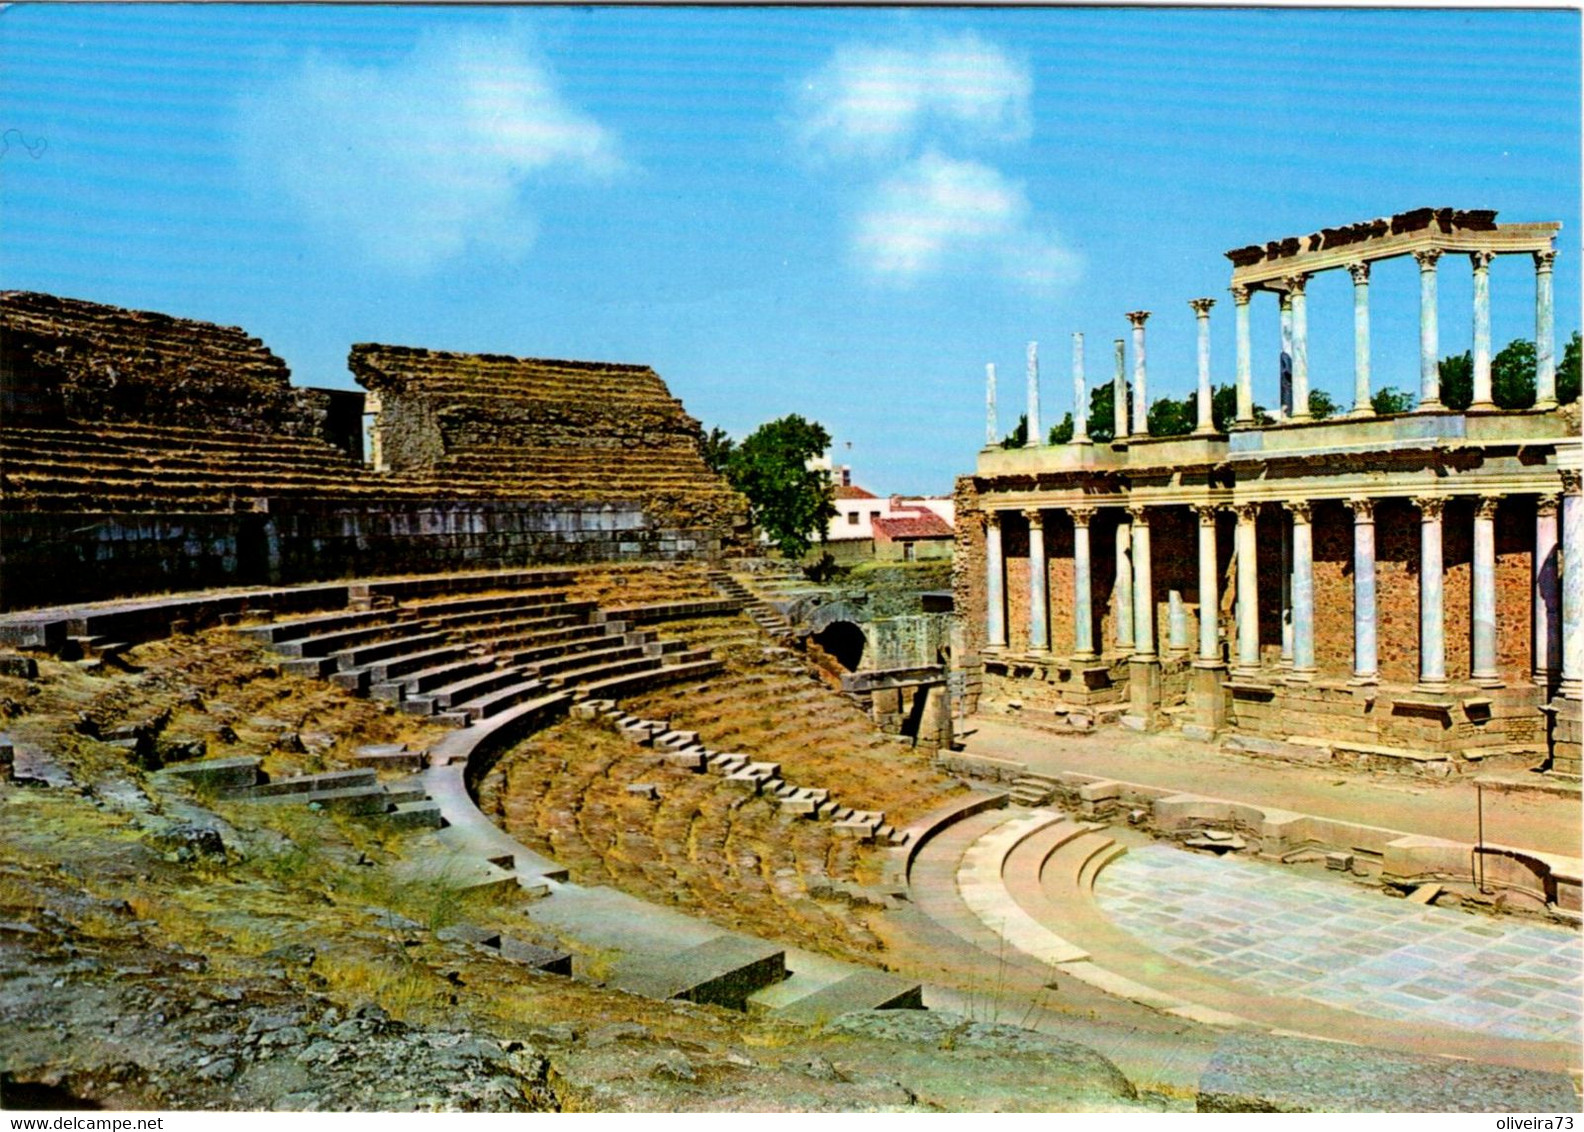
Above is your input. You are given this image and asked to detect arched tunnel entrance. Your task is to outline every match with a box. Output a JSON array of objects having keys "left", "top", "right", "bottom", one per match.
[{"left": 810, "top": 620, "right": 866, "bottom": 673}]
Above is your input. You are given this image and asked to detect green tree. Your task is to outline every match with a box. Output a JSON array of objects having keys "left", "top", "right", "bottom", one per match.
[
  {"left": 1372, "top": 385, "right": 1416, "bottom": 415},
  {"left": 1439, "top": 349, "right": 1473, "bottom": 410},
  {"left": 1047, "top": 412, "right": 1074, "bottom": 445},
  {"left": 1559, "top": 331, "right": 1581, "bottom": 404},
  {"left": 1146, "top": 394, "right": 1194, "bottom": 437},
  {"left": 1492, "top": 339, "right": 1536, "bottom": 408},
  {"left": 1209, "top": 382, "right": 1274, "bottom": 429},
  {"left": 724, "top": 415, "right": 836, "bottom": 559},
  {"left": 1002, "top": 413, "right": 1028, "bottom": 449},
  {"left": 1087, "top": 381, "right": 1124, "bottom": 443},
  {"left": 699, "top": 426, "right": 734, "bottom": 475},
  {"left": 1308, "top": 389, "right": 1337, "bottom": 421}
]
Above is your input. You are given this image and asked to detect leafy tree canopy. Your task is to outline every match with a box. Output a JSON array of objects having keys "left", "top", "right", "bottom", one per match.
[
  {"left": 1560, "top": 331, "right": 1581, "bottom": 405},
  {"left": 1002, "top": 413, "right": 1028, "bottom": 449},
  {"left": 723, "top": 415, "right": 836, "bottom": 560},
  {"left": 1047, "top": 412, "right": 1074, "bottom": 445},
  {"left": 1371, "top": 385, "right": 1417, "bottom": 415},
  {"left": 699, "top": 426, "right": 734, "bottom": 475}
]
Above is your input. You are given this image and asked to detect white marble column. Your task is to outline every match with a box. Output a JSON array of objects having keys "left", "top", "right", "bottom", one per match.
[
  {"left": 1114, "top": 512, "right": 1133, "bottom": 651},
  {"left": 1071, "top": 333, "right": 1090, "bottom": 445},
  {"left": 1280, "top": 513, "right": 1294, "bottom": 666},
  {"left": 1535, "top": 495, "right": 1560, "bottom": 687},
  {"left": 985, "top": 362, "right": 998, "bottom": 446},
  {"left": 1026, "top": 341, "right": 1041, "bottom": 445},
  {"left": 1234, "top": 502, "right": 1261, "bottom": 676},
  {"left": 1416, "top": 495, "right": 1448, "bottom": 690},
  {"left": 1112, "top": 339, "right": 1128, "bottom": 441},
  {"left": 1190, "top": 298, "right": 1216, "bottom": 435},
  {"left": 1348, "top": 262, "right": 1374, "bottom": 416},
  {"left": 1471, "top": 495, "right": 1502, "bottom": 686},
  {"left": 1535, "top": 249, "right": 1558, "bottom": 410},
  {"left": 1289, "top": 500, "right": 1316, "bottom": 678},
  {"left": 1127, "top": 312, "right": 1150, "bottom": 439},
  {"left": 1168, "top": 590, "right": 1190, "bottom": 657},
  {"left": 1196, "top": 505, "right": 1220, "bottom": 662},
  {"left": 1233, "top": 285, "right": 1254, "bottom": 426},
  {"left": 1562, "top": 471, "right": 1582, "bottom": 698},
  {"left": 1071, "top": 506, "right": 1097, "bottom": 661},
  {"left": 1130, "top": 505, "right": 1155, "bottom": 658},
  {"left": 1278, "top": 291, "right": 1294, "bottom": 419},
  {"left": 985, "top": 511, "right": 1006, "bottom": 650},
  {"left": 1026, "top": 508, "right": 1049, "bottom": 653},
  {"left": 1347, "top": 498, "right": 1378, "bottom": 682},
  {"left": 1415, "top": 248, "right": 1444, "bottom": 410},
  {"left": 1470, "top": 251, "right": 1495, "bottom": 410},
  {"left": 1288, "top": 274, "right": 1311, "bottom": 421}
]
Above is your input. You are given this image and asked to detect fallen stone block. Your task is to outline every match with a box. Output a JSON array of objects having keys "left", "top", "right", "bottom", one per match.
[
  {"left": 382, "top": 800, "right": 444, "bottom": 830},
  {"left": 158, "top": 756, "right": 262, "bottom": 792},
  {"left": 499, "top": 937, "right": 573, "bottom": 975},
  {"left": 0, "top": 654, "right": 38, "bottom": 679},
  {"left": 627, "top": 783, "right": 661, "bottom": 801}
]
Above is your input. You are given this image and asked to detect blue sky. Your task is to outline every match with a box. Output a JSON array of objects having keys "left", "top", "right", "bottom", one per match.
[{"left": 2, "top": 5, "right": 1578, "bottom": 495}]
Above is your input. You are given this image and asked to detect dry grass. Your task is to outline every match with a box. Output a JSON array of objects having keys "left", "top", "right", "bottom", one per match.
[{"left": 562, "top": 563, "right": 718, "bottom": 608}]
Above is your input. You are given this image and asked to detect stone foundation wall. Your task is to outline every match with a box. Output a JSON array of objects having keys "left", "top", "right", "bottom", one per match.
[{"left": 1, "top": 501, "right": 720, "bottom": 611}]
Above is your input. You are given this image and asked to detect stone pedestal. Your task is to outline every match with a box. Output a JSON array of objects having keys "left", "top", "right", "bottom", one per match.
[
  {"left": 1190, "top": 659, "right": 1227, "bottom": 734},
  {"left": 1126, "top": 655, "right": 1162, "bottom": 730}
]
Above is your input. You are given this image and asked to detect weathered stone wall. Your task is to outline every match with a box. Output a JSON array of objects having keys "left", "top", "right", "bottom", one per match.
[
  {"left": 0, "top": 502, "right": 721, "bottom": 611},
  {"left": 952, "top": 476, "right": 986, "bottom": 659}
]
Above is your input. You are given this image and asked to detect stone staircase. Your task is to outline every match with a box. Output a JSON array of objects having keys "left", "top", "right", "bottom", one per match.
[
  {"left": 1008, "top": 773, "right": 1062, "bottom": 807},
  {"left": 706, "top": 570, "right": 795, "bottom": 641},
  {"left": 160, "top": 757, "right": 443, "bottom": 830}
]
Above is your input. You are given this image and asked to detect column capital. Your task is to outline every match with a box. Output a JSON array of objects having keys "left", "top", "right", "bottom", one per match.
[
  {"left": 1537, "top": 494, "right": 1561, "bottom": 519},
  {"left": 1562, "top": 469, "right": 1582, "bottom": 495},
  {"left": 1127, "top": 503, "right": 1150, "bottom": 526},
  {"left": 1346, "top": 261, "right": 1371, "bottom": 285},
  {"left": 1475, "top": 494, "right": 1503, "bottom": 520},
  {"left": 1234, "top": 501, "right": 1261, "bottom": 523},
  {"left": 1069, "top": 505, "right": 1096, "bottom": 525},
  {"left": 1022, "top": 507, "right": 1044, "bottom": 527},
  {"left": 1285, "top": 499, "right": 1312, "bottom": 524},
  {"left": 985, "top": 510, "right": 1003, "bottom": 529},
  {"left": 1193, "top": 503, "right": 1219, "bottom": 525},
  {"left": 1282, "top": 273, "right": 1309, "bottom": 296},
  {"left": 1413, "top": 247, "right": 1444, "bottom": 271},
  {"left": 1414, "top": 495, "right": 1446, "bottom": 520},
  {"left": 1469, "top": 249, "right": 1496, "bottom": 272},
  {"left": 1346, "top": 496, "right": 1375, "bottom": 522},
  {"left": 1189, "top": 297, "right": 1216, "bottom": 317},
  {"left": 1278, "top": 290, "right": 1293, "bottom": 311},
  {"left": 1230, "top": 284, "right": 1252, "bottom": 305},
  {"left": 1534, "top": 248, "right": 1557, "bottom": 273},
  {"left": 1125, "top": 310, "right": 1150, "bottom": 329}
]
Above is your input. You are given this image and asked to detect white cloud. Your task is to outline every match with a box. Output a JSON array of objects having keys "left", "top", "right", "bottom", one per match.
[
  {"left": 796, "top": 33, "right": 1031, "bottom": 161},
  {"left": 854, "top": 152, "right": 1080, "bottom": 289},
  {"left": 237, "top": 29, "right": 619, "bottom": 272}
]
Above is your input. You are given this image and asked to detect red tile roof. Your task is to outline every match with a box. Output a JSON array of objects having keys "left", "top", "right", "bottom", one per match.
[
  {"left": 834, "top": 484, "right": 878, "bottom": 500},
  {"left": 872, "top": 511, "right": 954, "bottom": 540}
]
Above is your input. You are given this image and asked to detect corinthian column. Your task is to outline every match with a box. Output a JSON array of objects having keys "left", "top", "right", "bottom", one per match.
[
  {"left": 1416, "top": 495, "right": 1448, "bottom": 690},
  {"left": 1191, "top": 298, "right": 1216, "bottom": 434},
  {"left": 1287, "top": 275, "right": 1311, "bottom": 421},
  {"left": 1113, "top": 339, "right": 1128, "bottom": 441},
  {"left": 1535, "top": 494, "right": 1560, "bottom": 687},
  {"left": 1348, "top": 498, "right": 1378, "bottom": 682},
  {"left": 1279, "top": 291, "right": 1294, "bottom": 419},
  {"left": 1233, "top": 502, "right": 1261, "bottom": 677},
  {"left": 1071, "top": 506, "right": 1097, "bottom": 661},
  {"left": 1415, "top": 248, "right": 1444, "bottom": 409},
  {"left": 1127, "top": 312, "right": 1150, "bottom": 439},
  {"left": 985, "top": 362, "right": 998, "bottom": 446},
  {"left": 1232, "top": 285, "right": 1254, "bottom": 426},
  {"left": 1114, "top": 511, "right": 1133, "bottom": 651},
  {"left": 1195, "top": 504, "right": 1220, "bottom": 662},
  {"left": 1288, "top": 500, "right": 1315, "bottom": 678},
  {"left": 1348, "top": 262, "right": 1374, "bottom": 416},
  {"left": 1071, "top": 334, "right": 1090, "bottom": 445},
  {"left": 1129, "top": 505, "right": 1154, "bottom": 659},
  {"left": 1471, "top": 495, "right": 1502, "bottom": 687},
  {"left": 1562, "top": 471, "right": 1582, "bottom": 699},
  {"left": 1026, "top": 508, "right": 1049, "bottom": 653},
  {"left": 985, "top": 511, "right": 1006, "bottom": 650},
  {"left": 1535, "top": 249, "right": 1558, "bottom": 409},
  {"left": 1026, "top": 341, "right": 1041, "bottom": 445},
  {"left": 1470, "top": 251, "right": 1495, "bottom": 411}
]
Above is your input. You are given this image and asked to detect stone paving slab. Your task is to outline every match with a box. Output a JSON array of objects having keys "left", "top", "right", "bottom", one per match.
[{"left": 1096, "top": 844, "right": 1582, "bottom": 1045}]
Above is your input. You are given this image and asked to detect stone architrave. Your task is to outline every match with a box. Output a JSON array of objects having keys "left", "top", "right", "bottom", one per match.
[
  {"left": 1025, "top": 508, "right": 1049, "bottom": 653},
  {"left": 985, "top": 511, "right": 1006, "bottom": 650},
  {"left": 1287, "top": 500, "right": 1316, "bottom": 678},
  {"left": 1071, "top": 506, "right": 1098, "bottom": 660},
  {"left": 1535, "top": 249, "right": 1558, "bottom": 409},
  {"left": 1415, "top": 495, "right": 1448, "bottom": 690},
  {"left": 1194, "top": 504, "right": 1220, "bottom": 662},
  {"left": 1471, "top": 495, "right": 1503, "bottom": 687},
  {"left": 1232, "top": 285, "right": 1254, "bottom": 425},
  {"left": 1127, "top": 312, "right": 1150, "bottom": 439},
  {"left": 1190, "top": 298, "right": 1216, "bottom": 434},
  {"left": 1415, "top": 248, "right": 1444, "bottom": 409},
  {"left": 1562, "top": 471, "right": 1582, "bottom": 699},
  {"left": 1347, "top": 498, "right": 1378, "bottom": 683},
  {"left": 1286, "top": 275, "right": 1311, "bottom": 421},
  {"left": 1535, "top": 494, "right": 1560, "bottom": 687},
  {"left": 1470, "top": 251, "right": 1496, "bottom": 410},
  {"left": 1347, "top": 262, "right": 1374, "bottom": 417},
  {"left": 1233, "top": 502, "right": 1261, "bottom": 677}
]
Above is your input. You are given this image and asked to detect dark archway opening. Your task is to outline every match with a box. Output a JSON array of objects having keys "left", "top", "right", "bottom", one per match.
[{"left": 811, "top": 621, "right": 866, "bottom": 672}]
